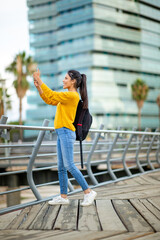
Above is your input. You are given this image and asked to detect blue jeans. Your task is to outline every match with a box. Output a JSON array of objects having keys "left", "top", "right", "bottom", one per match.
[{"left": 55, "top": 127, "right": 89, "bottom": 194}]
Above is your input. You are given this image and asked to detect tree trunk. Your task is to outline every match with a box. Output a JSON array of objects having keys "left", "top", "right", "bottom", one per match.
[
  {"left": 0, "top": 102, "right": 4, "bottom": 118},
  {"left": 136, "top": 100, "right": 144, "bottom": 131},
  {"left": 159, "top": 106, "right": 160, "bottom": 131},
  {"left": 19, "top": 97, "right": 23, "bottom": 141},
  {"left": 138, "top": 106, "right": 141, "bottom": 131}
]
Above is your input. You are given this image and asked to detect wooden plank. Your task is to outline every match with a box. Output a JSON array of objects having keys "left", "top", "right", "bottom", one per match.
[
  {"left": 134, "top": 176, "right": 152, "bottom": 185},
  {"left": 68, "top": 184, "right": 115, "bottom": 199},
  {"left": 26, "top": 230, "right": 70, "bottom": 240},
  {"left": 100, "top": 232, "right": 153, "bottom": 240},
  {"left": 96, "top": 200, "right": 127, "bottom": 232},
  {"left": 53, "top": 199, "right": 78, "bottom": 230},
  {"left": 152, "top": 175, "right": 160, "bottom": 181},
  {"left": 28, "top": 202, "right": 53, "bottom": 230},
  {"left": 41, "top": 205, "right": 62, "bottom": 230},
  {"left": 112, "top": 200, "right": 154, "bottom": 232},
  {"left": 95, "top": 185, "right": 160, "bottom": 199},
  {"left": 147, "top": 172, "right": 160, "bottom": 180},
  {"left": 42, "top": 231, "right": 127, "bottom": 240},
  {"left": 114, "top": 181, "right": 126, "bottom": 185},
  {"left": 134, "top": 232, "right": 160, "bottom": 240},
  {"left": 7, "top": 206, "right": 31, "bottom": 230},
  {"left": 130, "top": 199, "right": 160, "bottom": 232},
  {"left": 78, "top": 200, "right": 101, "bottom": 231},
  {"left": 140, "top": 175, "right": 160, "bottom": 184},
  {"left": 69, "top": 171, "right": 160, "bottom": 200},
  {"left": 140, "top": 199, "right": 160, "bottom": 220},
  {"left": 148, "top": 196, "right": 160, "bottom": 211},
  {"left": 69, "top": 193, "right": 83, "bottom": 200},
  {"left": 69, "top": 182, "right": 141, "bottom": 200},
  {"left": 26, "top": 230, "right": 70, "bottom": 239},
  {"left": 0, "top": 230, "right": 126, "bottom": 240},
  {"left": 18, "top": 203, "right": 44, "bottom": 229},
  {"left": 98, "top": 184, "right": 158, "bottom": 196},
  {"left": 120, "top": 178, "right": 141, "bottom": 186},
  {"left": 0, "top": 210, "right": 21, "bottom": 229},
  {"left": 0, "top": 229, "right": 70, "bottom": 240}
]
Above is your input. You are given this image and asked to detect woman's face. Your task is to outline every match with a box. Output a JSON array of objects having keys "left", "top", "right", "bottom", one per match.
[{"left": 63, "top": 73, "right": 75, "bottom": 90}]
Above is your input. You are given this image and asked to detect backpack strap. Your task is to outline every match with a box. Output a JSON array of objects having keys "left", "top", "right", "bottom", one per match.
[
  {"left": 77, "top": 109, "right": 86, "bottom": 169},
  {"left": 80, "top": 139, "right": 83, "bottom": 168}
]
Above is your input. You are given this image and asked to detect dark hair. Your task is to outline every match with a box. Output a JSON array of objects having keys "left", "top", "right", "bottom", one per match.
[{"left": 68, "top": 70, "right": 88, "bottom": 109}]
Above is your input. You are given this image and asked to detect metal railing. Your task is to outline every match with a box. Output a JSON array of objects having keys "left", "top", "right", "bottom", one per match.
[{"left": 0, "top": 115, "right": 160, "bottom": 214}]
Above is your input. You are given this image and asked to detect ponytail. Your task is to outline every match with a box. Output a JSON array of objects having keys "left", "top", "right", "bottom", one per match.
[
  {"left": 68, "top": 70, "right": 88, "bottom": 109},
  {"left": 80, "top": 74, "right": 88, "bottom": 109}
]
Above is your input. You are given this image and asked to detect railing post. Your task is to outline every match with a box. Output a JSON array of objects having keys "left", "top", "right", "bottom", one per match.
[
  {"left": 27, "top": 119, "right": 50, "bottom": 201},
  {"left": 68, "top": 180, "right": 74, "bottom": 192},
  {"left": 156, "top": 128, "right": 160, "bottom": 166},
  {"left": 86, "top": 124, "right": 104, "bottom": 185},
  {"left": 0, "top": 116, "right": 21, "bottom": 206},
  {"left": 106, "top": 127, "right": 121, "bottom": 180},
  {"left": 121, "top": 127, "right": 137, "bottom": 176},
  {"left": 135, "top": 128, "right": 149, "bottom": 173},
  {"left": 146, "top": 128, "right": 159, "bottom": 170}
]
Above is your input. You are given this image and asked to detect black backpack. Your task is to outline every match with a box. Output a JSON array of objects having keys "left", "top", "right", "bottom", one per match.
[{"left": 73, "top": 100, "right": 92, "bottom": 168}]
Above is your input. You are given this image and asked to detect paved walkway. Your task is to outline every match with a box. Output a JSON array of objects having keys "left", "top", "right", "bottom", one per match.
[{"left": 0, "top": 171, "right": 160, "bottom": 240}]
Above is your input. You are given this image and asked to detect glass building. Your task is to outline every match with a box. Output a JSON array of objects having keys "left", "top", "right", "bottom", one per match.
[{"left": 26, "top": 0, "right": 160, "bottom": 137}]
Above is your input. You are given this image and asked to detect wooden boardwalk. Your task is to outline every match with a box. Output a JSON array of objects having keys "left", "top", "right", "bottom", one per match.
[{"left": 0, "top": 171, "right": 160, "bottom": 240}]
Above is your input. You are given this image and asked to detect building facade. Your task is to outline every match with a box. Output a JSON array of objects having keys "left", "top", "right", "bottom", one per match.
[{"left": 26, "top": 0, "right": 160, "bottom": 137}]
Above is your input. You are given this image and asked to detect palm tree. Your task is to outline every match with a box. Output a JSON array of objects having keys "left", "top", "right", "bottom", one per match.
[
  {"left": 156, "top": 95, "right": 160, "bottom": 130},
  {"left": 131, "top": 78, "right": 149, "bottom": 130},
  {"left": 5, "top": 51, "right": 37, "bottom": 140}
]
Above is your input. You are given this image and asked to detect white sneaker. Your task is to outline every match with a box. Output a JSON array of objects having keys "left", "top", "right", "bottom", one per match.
[
  {"left": 81, "top": 190, "right": 97, "bottom": 207},
  {"left": 48, "top": 196, "right": 69, "bottom": 205}
]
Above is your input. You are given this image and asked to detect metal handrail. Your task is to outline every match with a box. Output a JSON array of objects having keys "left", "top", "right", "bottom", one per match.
[
  {"left": 0, "top": 123, "right": 160, "bottom": 135},
  {"left": 0, "top": 115, "right": 160, "bottom": 214}
]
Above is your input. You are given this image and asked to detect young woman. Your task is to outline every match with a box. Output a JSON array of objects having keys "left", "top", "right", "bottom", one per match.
[{"left": 33, "top": 69, "right": 97, "bottom": 206}]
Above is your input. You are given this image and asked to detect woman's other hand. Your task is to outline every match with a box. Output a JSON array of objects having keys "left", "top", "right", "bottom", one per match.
[
  {"left": 34, "top": 79, "right": 39, "bottom": 87},
  {"left": 33, "top": 69, "right": 43, "bottom": 86}
]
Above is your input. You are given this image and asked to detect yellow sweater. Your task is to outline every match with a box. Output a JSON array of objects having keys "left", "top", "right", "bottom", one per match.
[{"left": 40, "top": 83, "right": 80, "bottom": 131}]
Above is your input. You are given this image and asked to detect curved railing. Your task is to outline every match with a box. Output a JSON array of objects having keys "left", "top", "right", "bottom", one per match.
[{"left": 0, "top": 115, "right": 160, "bottom": 214}]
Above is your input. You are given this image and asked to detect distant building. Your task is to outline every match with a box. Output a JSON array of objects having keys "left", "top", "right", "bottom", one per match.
[{"left": 26, "top": 0, "right": 160, "bottom": 137}]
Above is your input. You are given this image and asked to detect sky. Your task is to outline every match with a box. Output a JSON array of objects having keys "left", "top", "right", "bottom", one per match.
[{"left": 0, "top": 0, "right": 30, "bottom": 122}]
